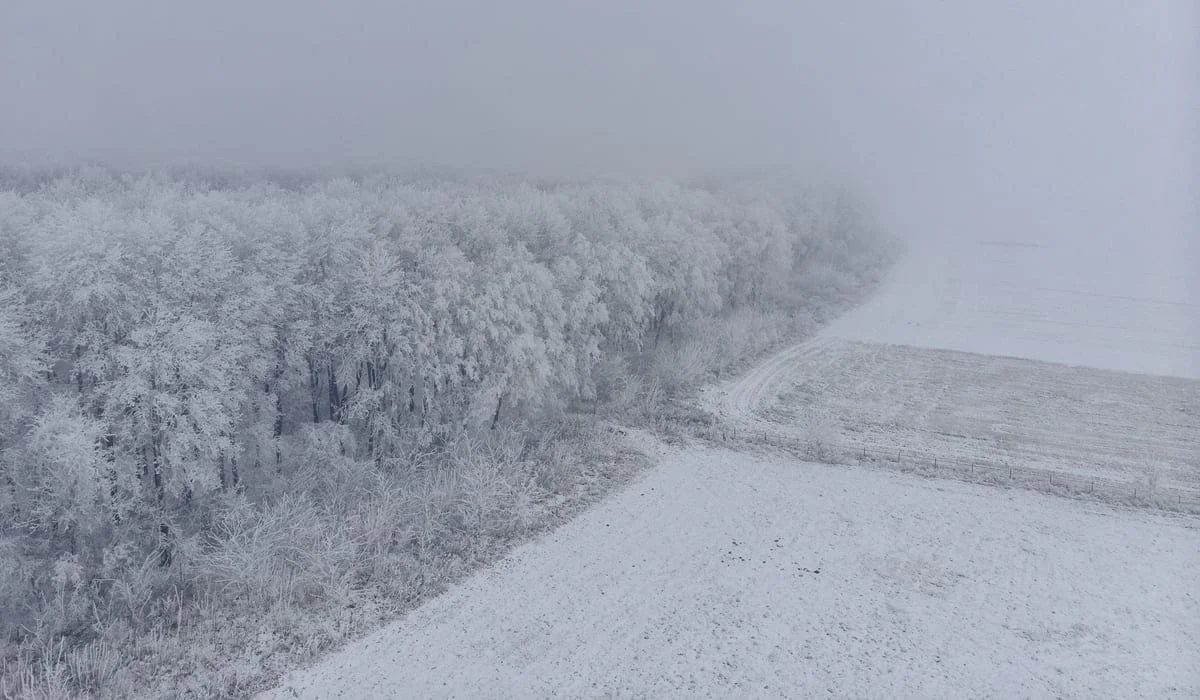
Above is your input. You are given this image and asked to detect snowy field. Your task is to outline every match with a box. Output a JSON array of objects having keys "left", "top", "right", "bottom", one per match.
[
  {"left": 822, "top": 236, "right": 1200, "bottom": 379},
  {"left": 712, "top": 336, "right": 1200, "bottom": 505},
  {"left": 262, "top": 237, "right": 1200, "bottom": 697},
  {"left": 263, "top": 448, "right": 1200, "bottom": 699},
  {"left": 705, "top": 235, "right": 1200, "bottom": 506}
]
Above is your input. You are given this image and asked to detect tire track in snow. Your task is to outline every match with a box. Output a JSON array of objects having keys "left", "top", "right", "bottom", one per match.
[
  {"left": 701, "top": 300, "right": 1200, "bottom": 509},
  {"left": 705, "top": 334, "right": 839, "bottom": 425},
  {"left": 706, "top": 332, "right": 1200, "bottom": 509}
]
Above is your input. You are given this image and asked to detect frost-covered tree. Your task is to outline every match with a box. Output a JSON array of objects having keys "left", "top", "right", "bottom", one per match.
[
  {"left": 0, "top": 168, "right": 892, "bottom": 574},
  {"left": 0, "top": 288, "right": 48, "bottom": 529}
]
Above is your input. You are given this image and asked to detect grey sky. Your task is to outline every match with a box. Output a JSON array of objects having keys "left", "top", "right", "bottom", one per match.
[{"left": 1, "top": 0, "right": 1195, "bottom": 245}]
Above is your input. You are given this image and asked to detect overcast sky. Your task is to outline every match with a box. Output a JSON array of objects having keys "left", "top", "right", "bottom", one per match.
[{"left": 1, "top": 0, "right": 1195, "bottom": 245}]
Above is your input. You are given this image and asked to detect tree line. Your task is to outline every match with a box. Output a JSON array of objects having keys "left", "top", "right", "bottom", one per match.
[{"left": 0, "top": 167, "right": 891, "bottom": 581}]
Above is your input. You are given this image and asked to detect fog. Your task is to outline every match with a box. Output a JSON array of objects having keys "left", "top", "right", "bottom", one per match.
[
  {"left": 2, "top": 0, "right": 1195, "bottom": 248},
  {"left": 3, "top": 5, "right": 1200, "bottom": 695}
]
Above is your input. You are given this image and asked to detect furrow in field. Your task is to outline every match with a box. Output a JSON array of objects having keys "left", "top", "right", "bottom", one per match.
[{"left": 707, "top": 332, "right": 1200, "bottom": 510}]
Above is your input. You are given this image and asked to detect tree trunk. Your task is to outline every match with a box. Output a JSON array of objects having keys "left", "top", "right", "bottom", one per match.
[
  {"left": 273, "top": 389, "right": 284, "bottom": 473},
  {"left": 2, "top": 439, "right": 19, "bottom": 520},
  {"left": 308, "top": 357, "right": 322, "bottom": 423},
  {"left": 328, "top": 365, "right": 341, "bottom": 423},
  {"left": 150, "top": 430, "right": 173, "bottom": 568},
  {"left": 151, "top": 436, "right": 164, "bottom": 505},
  {"left": 98, "top": 429, "right": 121, "bottom": 524},
  {"left": 158, "top": 523, "right": 172, "bottom": 567},
  {"left": 491, "top": 394, "right": 504, "bottom": 430}
]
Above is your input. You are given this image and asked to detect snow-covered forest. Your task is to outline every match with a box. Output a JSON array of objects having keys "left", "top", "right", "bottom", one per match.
[{"left": 0, "top": 167, "right": 893, "bottom": 696}]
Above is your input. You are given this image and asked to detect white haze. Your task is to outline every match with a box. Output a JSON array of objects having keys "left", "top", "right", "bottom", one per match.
[{"left": 1, "top": 0, "right": 1195, "bottom": 251}]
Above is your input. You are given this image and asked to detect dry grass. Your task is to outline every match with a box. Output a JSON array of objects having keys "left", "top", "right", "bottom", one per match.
[{"left": 0, "top": 417, "right": 649, "bottom": 700}]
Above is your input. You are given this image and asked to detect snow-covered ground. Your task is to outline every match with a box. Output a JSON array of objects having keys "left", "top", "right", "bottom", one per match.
[
  {"left": 772, "top": 340, "right": 1198, "bottom": 487},
  {"left": 704, "top": 236, "right": 1199, "bottom": 505},
  {"left": 823, "top": 236, "right": 1200, "bottom": 379},
  {"left": 261, "top": 236, "right": 1200, "bottom": 698},
  {"left": 706, "top": 336, "right": 1200, "bottom": 505},
  {"left": 262, "top": 448, "right": 1200, "bottom": 699}
]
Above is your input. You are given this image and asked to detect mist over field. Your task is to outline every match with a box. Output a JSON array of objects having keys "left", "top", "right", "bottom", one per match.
[
  {"left": 3, "top": 0, "right": 1196, "bottom": 247},
  {"left": 2, "top": 2, "right": 1198, "bottom": 698}
]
